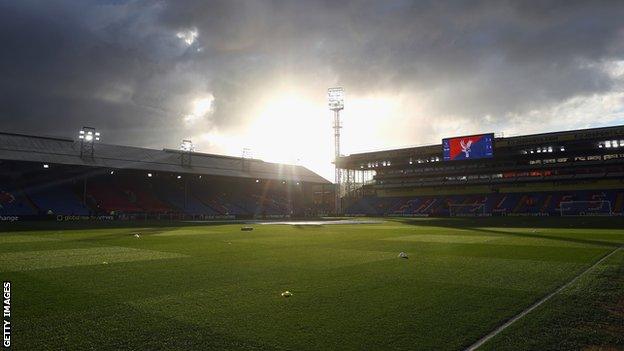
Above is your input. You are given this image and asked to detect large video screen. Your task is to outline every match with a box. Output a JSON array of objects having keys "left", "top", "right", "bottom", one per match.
[{"left": 442, "top": 133, "right": 494, "bottom": 161}]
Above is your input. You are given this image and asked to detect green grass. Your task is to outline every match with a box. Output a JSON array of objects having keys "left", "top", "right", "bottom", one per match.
[{"left": 1, "top": 217, "right": 623, "bottom": 350}]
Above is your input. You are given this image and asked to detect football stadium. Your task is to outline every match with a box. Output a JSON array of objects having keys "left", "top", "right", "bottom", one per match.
[
  {"left": 1, "top": 124, "right": 623, "bottom": 350},
  {"left": 2, "top": 1, "right": 624, "bottom": 350}
]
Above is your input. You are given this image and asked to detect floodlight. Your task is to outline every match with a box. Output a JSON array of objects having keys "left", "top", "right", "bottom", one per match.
[
  {"left": 242, "top": 147, "right": 253, "bottom": 159},
  {"left": 110, "top": 170, "right": 115, "bottom": 175},
  {"left": 79, "top": 126, "right": 100, "bottom": 157},
  {"left": 328, "top": 87, "right": 344, "bottom": 110},
  {"left": 147, "top": 173, "right": 153, "bottom": 177},
  {"left": 180, "top": 139, "right": 194, "bottom": 152},
  {"left": 79, "top": 127, "right": 100, "bottom": 143},
  {"left": 255, "top": 179, "right": 260, "bottom": 183},
  {"left": 177, "top": 175, "right": 182, "bottom": 179},
  {"left": 43, "top": 164, "right": 49, "bottom": 169}
]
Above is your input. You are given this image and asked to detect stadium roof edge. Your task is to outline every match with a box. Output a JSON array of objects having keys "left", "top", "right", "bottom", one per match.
[
  {"left": 162, "top": 148, "right": 263, "bottom": 162},
  {"left": 340, "top": 124, "right": 624, "bottom": 158},
  {"left": 0, "top": 130, "right": 331, "bottom": 184},
  {"left": 0, "top": 130, "right": 74, "bottom": 143}
]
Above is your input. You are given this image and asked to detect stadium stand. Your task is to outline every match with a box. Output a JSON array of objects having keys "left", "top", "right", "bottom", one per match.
[
  {"left": 25, "top": 184, "right": 90, "bottom": 215},
  {"left": 0, "top": 131, "right": 330, "bottom": 219},
  {"left": 0, "top": 187, "right": 37, "bottom": 215},
  {"left": 87, "top": 178, "right": 144, "bottom": 213},
  {"left": 154, "top": 181, "right": 218, "bottom": 216},
  {"left": 346, "top": 189, "right": 623, "bottom": 216},
  {"left": 338, "top": 125, "right": 624, "bottom": 216}
]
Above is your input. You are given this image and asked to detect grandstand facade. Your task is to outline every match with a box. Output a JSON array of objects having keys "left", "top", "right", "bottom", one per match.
[
  {"left": 0, "top": 131, "right": 332, "bottom": 220},
  {"left": 339, "top": 125, "right": 624, "bottom": 217}
]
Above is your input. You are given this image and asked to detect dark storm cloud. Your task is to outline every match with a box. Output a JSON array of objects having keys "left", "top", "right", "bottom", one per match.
[
  {"left": 0, "top": 0, "right": 199, "bottom": 144},
  {"left": 1, "top": 0, "right": 624, "bottom": 147}
]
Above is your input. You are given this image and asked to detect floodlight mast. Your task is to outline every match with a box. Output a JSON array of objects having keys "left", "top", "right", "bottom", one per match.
[
  {"left": 180, "top": 139, "right": 193, "bottom": 166},
  {"left": 78, "top": 126, "right": 100, "bottom": 206},
  {"left": 241, "top": 147, "right": 252, "bottom": 172},
  {"left": 78, "top": 126, "right": 100, "bottom": 157},
  {"left": 328, "top": 87, "right": 344, "bottom": 215}
]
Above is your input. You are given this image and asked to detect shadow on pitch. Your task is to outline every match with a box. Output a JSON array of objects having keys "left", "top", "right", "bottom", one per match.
[
  {"left": 390, "top": 216, "right": 624, "bottom": 248},
  {"left": 0, "top": 219, "right": 232, "bottom": 233}
]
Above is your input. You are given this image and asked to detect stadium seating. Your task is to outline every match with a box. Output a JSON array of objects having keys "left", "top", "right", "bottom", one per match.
[
  {"left": 3, "top": 171, "right": 621, "bottom": 218},
  {"left": 191, "top": 187, "right": 248, "bottom": 215},
  {"left": 0, "top": 188, "right": 37, "bottom": 215},
  {"left": 115, "top": 180, "right": 173, "bottom": 213},
  {"left": 25, "top": 185, "right": 90, "bottom": 215},
  {"left": 345, "top": 189, "right": 624, "bottom": 216},
  {"left": 87, "top": 179, "right": 143, "bottom": 213},
  {"left": 154, "top": 182, "right": 218, "bottom": 215},
  {"left": 0, "top": 175, "right": 306, "bottom": 217}
]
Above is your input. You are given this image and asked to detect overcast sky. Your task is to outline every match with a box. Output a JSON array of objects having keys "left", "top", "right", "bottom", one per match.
[{"left": 2, "top": 0, "right": 624, "bottom": 180}]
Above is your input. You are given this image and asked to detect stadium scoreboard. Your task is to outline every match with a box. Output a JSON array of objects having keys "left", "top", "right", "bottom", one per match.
[{"left": 442, "top": 133, "right": 494, "bottom": 161}]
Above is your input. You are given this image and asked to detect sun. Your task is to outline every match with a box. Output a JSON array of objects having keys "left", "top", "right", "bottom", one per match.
[
  {"left": 247, "top": 92, "right": 329, "bottom": 166},
  {"left": 190, "top": 89, "right": 409, "bottom": 181}
]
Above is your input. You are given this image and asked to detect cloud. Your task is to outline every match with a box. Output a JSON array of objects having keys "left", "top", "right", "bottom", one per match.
[
  {"left": 176, "top": 27, "right": 198, "bottom": 45},
  {"left": 183, "top": 94, "right": 214, "bottom": 126},
  {"left": 1, "top": 0, "right": 624, "bottom": 180}
]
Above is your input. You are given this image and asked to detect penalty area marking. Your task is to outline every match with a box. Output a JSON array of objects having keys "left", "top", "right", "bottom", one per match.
[{"left": 464, "top": 245, "right": 623, "bottom": 351}]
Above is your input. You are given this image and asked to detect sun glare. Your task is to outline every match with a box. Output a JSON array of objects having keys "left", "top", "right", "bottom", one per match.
[
  {"left": 192, "top": 91, "right": 332, "bottom": 178},
  {"left": 184, "top": 95, "right": 214, "bottom": 125},
  {"left": 191, "top": 91, "right": 409, "bottom": 180},
  {"left": 248, "top": 93, "right": 328, "bottom": 163},
  {"left": 193, "top": 96, "right": 214, "bottom": 116},
  {"left": 176, "top": 28, "right": 198, "bottom": 45},
  {"left": 341, "top": 95, "right": 404, "bottom": 153}
]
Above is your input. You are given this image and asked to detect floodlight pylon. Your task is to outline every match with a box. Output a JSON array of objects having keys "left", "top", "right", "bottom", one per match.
[
  {"left": 180, "top": 139, "right": 193, "bottom": 167},
  {"left": 328, "top": 87, "right": 344, "bottom": 215},
  {"left": 78, "top": 126, "right": 100, "bottom": 157}
]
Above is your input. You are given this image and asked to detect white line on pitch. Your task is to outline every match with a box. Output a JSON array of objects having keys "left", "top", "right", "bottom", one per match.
[{"left": 464, "top": 245, "right": 623, "bottom": 351}]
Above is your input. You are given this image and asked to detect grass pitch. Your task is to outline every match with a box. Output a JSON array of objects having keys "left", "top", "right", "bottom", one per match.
[{"left": 1, "top": 217, "right": 623, "bottom": 350}]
